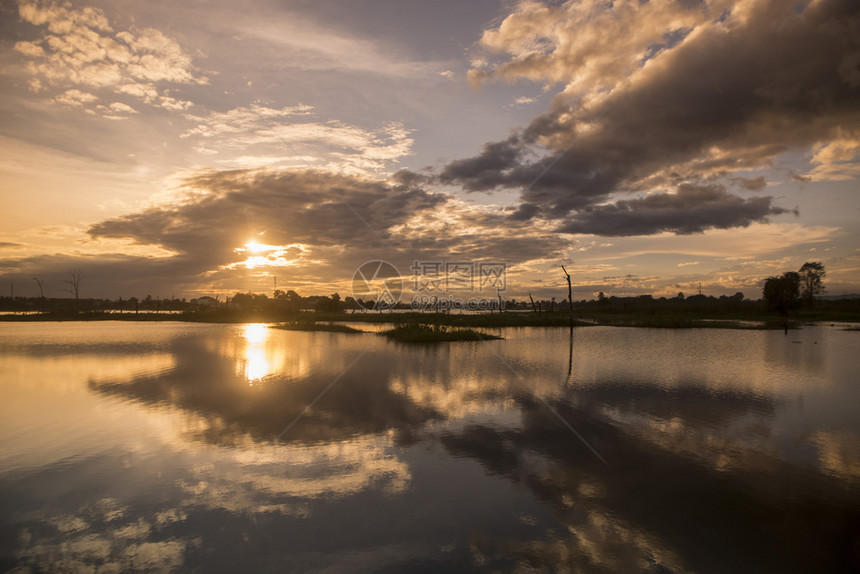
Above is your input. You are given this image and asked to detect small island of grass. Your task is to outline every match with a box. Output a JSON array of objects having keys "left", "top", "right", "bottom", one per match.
[
  {"left": 380, "top": 323, "right": 502, "bottom": 343},
  {"left": 272, "top": 322, "right": 364, "bottom": 333}
]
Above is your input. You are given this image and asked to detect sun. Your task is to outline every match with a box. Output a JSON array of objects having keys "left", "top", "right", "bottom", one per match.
[{"left": 244, "top": 241, "right": 271, "bottom": 253}]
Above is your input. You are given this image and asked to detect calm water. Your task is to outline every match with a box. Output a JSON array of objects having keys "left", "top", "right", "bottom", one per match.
[{"left": 1, "top": 321, "right": 858, "bottom": 573}]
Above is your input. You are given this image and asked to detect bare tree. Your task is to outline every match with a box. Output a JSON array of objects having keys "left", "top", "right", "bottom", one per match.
[
  {"left": 32, "top": 277, "right": 44, "bottom": 298},
  {"left": 561, "top": 265, "right": 574, "bottom": 328},
  {"left": 63, "top": 268, "right": 82, "bottom": 301}
]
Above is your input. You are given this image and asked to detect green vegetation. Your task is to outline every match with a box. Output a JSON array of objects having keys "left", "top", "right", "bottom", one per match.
[
  {"left": 271, "top": 322, "right": 363, "bottom": 333},
  {"left": 380, "top": 323, "right": 502, "bottom": 343}
]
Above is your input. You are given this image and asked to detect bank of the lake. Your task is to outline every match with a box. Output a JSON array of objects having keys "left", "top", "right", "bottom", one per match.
[{"left": 4, "top": 307, "right": 859, "bottom": 330}]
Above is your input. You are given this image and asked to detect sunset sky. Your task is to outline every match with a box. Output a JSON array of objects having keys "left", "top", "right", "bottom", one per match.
[{"left": 2, "top": 0, "right": 859, "bottom": 301}]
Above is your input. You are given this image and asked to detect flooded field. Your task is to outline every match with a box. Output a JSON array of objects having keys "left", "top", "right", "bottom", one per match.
[{"left": 1, "top": 321, "right": 858, "bottom": 572}]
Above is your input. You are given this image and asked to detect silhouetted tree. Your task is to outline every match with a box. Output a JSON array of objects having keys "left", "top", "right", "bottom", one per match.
[
  {"left": 314, "top": 294, "right": 343, "bottom": 313},
  {"left": 763, "top": 271, "right": 800, "bottom": 314},
  {"left": 231, "top": 292, "right": 252, "bottom": 309},
  {"left": 798, "top": 261, "right": 826, "bottom": 307},
  {"left": 62, "top": 268, "right": 82, "bottom": 302},
  {"left": 32, "top": 277, "right": 44, "bottom": 298},
  {"left": 561, "top": 265, "right": 574, "bottom": 327},
  {"left": 284, "top": 290, "right": 303, "bottom": 313},
  {"left": 343, "top": 296, "right": 359, "bottom": 311}
]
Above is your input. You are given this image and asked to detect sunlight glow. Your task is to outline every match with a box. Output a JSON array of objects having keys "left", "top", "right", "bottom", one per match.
[
  {"left": 244, "top": 241, "right": 276, "bottom": 253},
  {"left": 226, "top": 242, "right": 312, "bottom": 270},
  {"left": 242, "top": 256, "right": 271, "bottom": 270},
  {"left": 241, "top": 324, "right": 271, "bottom": 382},
  {"left": 243, "top": 323, "right": 268, "bottom": 344}
]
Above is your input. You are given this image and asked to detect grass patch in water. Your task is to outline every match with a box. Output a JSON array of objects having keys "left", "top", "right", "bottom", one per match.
[
  {"left": 380, "top": 323, "right": 502, "bottom": 343},
  {"left": 272, "top": 322, "right": 363, "bottom": 333}
]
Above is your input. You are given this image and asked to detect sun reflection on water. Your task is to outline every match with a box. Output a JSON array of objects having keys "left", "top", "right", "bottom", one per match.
[{"left": 241, "top": 324, "right": 271, "bottom": 383}]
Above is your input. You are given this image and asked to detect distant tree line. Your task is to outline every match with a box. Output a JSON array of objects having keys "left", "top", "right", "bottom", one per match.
[
  {"left": 0, "top": 289, "right": 358, "bottom": 315},
  {"left": 1, "top": 261, "right": 853, "bottom": 320}
]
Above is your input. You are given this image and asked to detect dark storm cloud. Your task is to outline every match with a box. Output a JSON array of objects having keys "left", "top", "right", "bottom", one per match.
[
  {"left": 89, "top": 170, "right": 446, "bottom": 255},
  {"left": 446, "top": 0, "right": 860, "bottom": 235},
  {"left": 557, "top": 183, "right": 793, "bottom": 236},
  {"left": 507, "top": 202, "right": 540, "bottom": 221},
  {"left": 439, "top": 135, "right": 524, "bottom": 191},
  {"left": 731, "top": 176, "right": 768, "bottom": 192},
  {"left": 0, "top": 168, "right": 570, "bottom": 296},
  {"left": 389, "top": 168, "right": 432, "bottom": 189},
  {"left": 87, "top": 169, "right": 573, "bottom": 270},
  {"left": 0, "top": 169, "right": 456, "bottom": 296}
]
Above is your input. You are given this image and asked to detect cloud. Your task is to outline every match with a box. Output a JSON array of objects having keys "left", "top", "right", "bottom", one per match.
[
  {"left": 182, "top": 104, "right": 414, "bottom": 174},
  {"left": 445, "top": 0, "right": 860, "bottom": 236},
  {"left": 88, "top": 170, "right": 420, "bottom": 259},
  {"left": 730, "top": 176, "right": 768, "bottom": 192},
  {"left": 807, "top": 132, "right": 860, "bottom": 181},
  {"left": 106, "top": 102, "right": 136, "bottom": 114},
  {"left": 53, "top": 88, "right": 98, "bottom": 106},
  {"left": 19, "top": 169, "right": 553, "bottom": 294},
  {"left": 468, "top": 0, "right": 714, "bottom": 94},
  {"left": 507, "top": 96, "right": 536, "bottom": 108},
  {"left": 14, "top": 0, "right": 205, "bottom": 112},
  {"left": 238, "top": 14, "right": 444, "bottom": 79},
  {"left": 557, "top": 183, "right": 793, "bottom": 236},
  {"left": 0, "top": 167, "right": 578, "bottom": 297}
]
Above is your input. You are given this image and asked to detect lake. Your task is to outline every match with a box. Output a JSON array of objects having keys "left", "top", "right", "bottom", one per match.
[{"left": 1, "top": 321, "right": 858, "bottom": 572}]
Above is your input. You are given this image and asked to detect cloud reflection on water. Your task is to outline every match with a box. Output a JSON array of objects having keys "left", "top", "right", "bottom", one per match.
[{"left": 2, "top": 322, "right": 859, "bottom": 572}]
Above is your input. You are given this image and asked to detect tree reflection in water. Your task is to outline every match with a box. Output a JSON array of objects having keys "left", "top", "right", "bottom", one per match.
[{"left": 2, "top": 323, "right": 858, "bottom": 572}]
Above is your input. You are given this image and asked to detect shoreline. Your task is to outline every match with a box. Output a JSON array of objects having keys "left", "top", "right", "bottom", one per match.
[{"left": 2, "top": 310, "right": 857, "bottom": 330}]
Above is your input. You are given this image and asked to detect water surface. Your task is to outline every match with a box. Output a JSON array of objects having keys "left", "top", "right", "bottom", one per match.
[{"left": 1, "top": 321, "right": 858, "bottom": 572}]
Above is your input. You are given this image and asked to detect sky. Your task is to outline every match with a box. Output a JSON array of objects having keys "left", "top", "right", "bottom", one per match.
[{"left": 1, "top": 0, "right": 859, "bottom": 302}]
